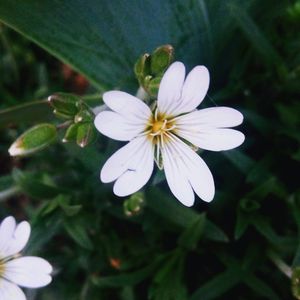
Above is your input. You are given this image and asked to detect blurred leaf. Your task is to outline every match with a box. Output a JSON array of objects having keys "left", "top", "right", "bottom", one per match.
[
  {"left": 151, "top": 251, "right": 187, "bottom": 300},
  {"left": 146, "top": 187, "right": 200, "bottom": 228},
  {"left": 92, "top": 257, "right": 163, "bottom": 287},
  {"left": 223, "top": 150, "right": 254, "bottom": 174},
  {"left": 228, "top": 2, "right": 287, "bottom": 75},
  {"left": 203, "top": 220, "right": 229, "bottom": 243},
  {"left": 251, "top": 215, "right": 281, "bottom": 245},
  {"left": 178, "top": 214, "right": 206, "bottom": 250},
  {"left": 234, "top": 211, "right": 250, "bottom": 240},
  {"left": 190, "top": 266, "right": 242, "bottom": 300},
  {"left": 26, "top": 213, "right": 62, "bottom": 254},
  {"left": 0, "top": 174, "right": 14, "bottom": 190},
  {"left": 0, "top": 0, "right": 263, "bottom": 90},
  {"left": 64, "top": 217, "right": 93, "bottom": 250},
  {"left": 12, "top": 169, "right": 66, "bottom": 199},
  {"left": 244, "top": 273, "right": 281, "bottom": 300}
]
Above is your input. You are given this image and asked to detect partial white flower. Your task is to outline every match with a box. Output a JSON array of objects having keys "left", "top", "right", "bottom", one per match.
[
  {"left": 95, "top": 61, "right": 245, "bottom": 206},
  {"left": 0, "top": 216, "right": 52, "bottom": 300}
]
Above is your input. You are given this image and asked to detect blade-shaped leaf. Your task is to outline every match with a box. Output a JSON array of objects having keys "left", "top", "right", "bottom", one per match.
[{"left": 0, "top": 0, "right": 260, "bottom": 90}]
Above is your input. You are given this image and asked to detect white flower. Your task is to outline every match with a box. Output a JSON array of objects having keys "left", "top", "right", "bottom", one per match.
[
  {"left": 94, "top": 61, "right": 245, "bottom": 206},
  {"left": 0, "top": 216, "right": 52, "bottom": 300}
]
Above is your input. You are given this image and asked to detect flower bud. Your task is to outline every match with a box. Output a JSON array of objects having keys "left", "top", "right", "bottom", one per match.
[
  {"left": 76, "top": 123, "right": 97, "bottom": 148},
  {"left": 134, "top": 53, "right": 151, "bottom": 84},
  {"left": 147, "top": 76, "right": 162, "bottom": 98},
  {"left": 292, "top": 267, "right": 300, "bottom": 299},
  {"left": 48, "top": 93, "right": 80, "bottom": 119},
  {"left": 8, "top": 123, "right": 57, "bottom": 156},
  {"left": 74, "top": 109, "right": 94, "bottom": 124},
  {"left": 62, "top": 123, "right": 79, "bottom": 143},
  {"left": 123, "top": 192, "right": 145, "bottom": 216},
  {"left": 150, "top": 44, "right": 174, "bottom": 75}
]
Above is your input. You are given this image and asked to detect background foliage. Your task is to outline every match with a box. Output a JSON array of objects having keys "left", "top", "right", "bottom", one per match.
[{"left": 0, "top": 0, "right": 300, "bottom": 299}]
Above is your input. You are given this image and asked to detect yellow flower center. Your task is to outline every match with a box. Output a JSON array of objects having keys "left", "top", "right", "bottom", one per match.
[
  {"left": 152, "top": 120, "right": 165, "bottom": 134},
  {"left": 0, "top": 260, "right": 5, "bottom": 278},
  {"left": 145, "top": 108, "right": 177, "bottom": 169},
  {"left": 147, "top": 111, "right": 175, "bottom": 138}
]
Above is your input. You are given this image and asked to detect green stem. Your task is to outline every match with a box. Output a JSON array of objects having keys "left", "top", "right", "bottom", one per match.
[{"left": 0, "top": 186, "right": 21, "bottom": 202}]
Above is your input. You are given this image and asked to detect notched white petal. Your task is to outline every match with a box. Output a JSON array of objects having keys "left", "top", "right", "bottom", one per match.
[
  {"left": 5, "top": 256, "right": 53, "bottom": 288},
  {"left": 157, "top": 61, "right": 185, "bottom": 114},
  {"left": 94, "top": 111, "right": 145, "bottom": 141},
  {"left": 162, "top": 135, "right": 215, "bottom": 205},
  {"left": 100, "top": 136, "right": 154, "bottom": 196},
  {"left": 103, "top": 91, "right": 151, "bottom": 121},
  {"left": 0, "top": 216, "right": 16, "bottom": 257},
  {"left": 171, "top": 65, "right": 209, "bottom": 115},
  {"left": 4, "top": 221, "right": 31, "bottom": 257}
]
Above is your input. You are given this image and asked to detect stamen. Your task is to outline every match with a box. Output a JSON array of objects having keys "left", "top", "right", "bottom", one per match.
[
  {"left": 161, "top": 119, "right": 167, "bottom": 130},
  {"left": 165, "top": 124, "right": 176, "bottom": 132},
  {"left": 154, "top": 108, "right": 158, "bottom": 121}
]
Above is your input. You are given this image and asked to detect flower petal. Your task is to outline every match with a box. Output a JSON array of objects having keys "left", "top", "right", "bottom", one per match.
[
  {"left": 4, "top": 256, "right": 52, "bottom": 288},
  {"left": 0, "top": 279, "right": 26, "bottom": 300},
  {"left": 100, "top": 136, "right": 154, "bottom": 196},
  {"left": 161, "top": 139, "right": 195, "bottom": 206},
  {"left": 177, "top": 128, "right": 245, "bottom": 151},
  {"left": 0, "top": 216, "right": 16, "bottom": 257},
  {"left": 94, "top": 111, "right": 146, "bottom": 141},
  {"left": 3, "top": 221, "right": 31, "bottom": 258},
  {"left": 170, "top": 65, "right": 209, "bottom": 115},
  {"left": 161, "top": 134, "right": 215, "bottom": 205},
  {"left": 175, "top": 107, "right": 244, "bottom": 129},
  {"left": 103, "top": 91, "right": 151, "bottom": 122},
  {"left": 157, "top": 62, "right": 185, "bottom": 115}
]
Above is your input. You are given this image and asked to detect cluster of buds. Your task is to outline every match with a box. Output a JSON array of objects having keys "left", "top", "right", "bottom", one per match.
[
  {"left": 134, "top": 44, "right": 174, "bottom": 98},
  {"left": 8, "top": 93, "right": 96, "bottom": 157},
  {"left": 48, "top": 93, "right": 96, "bottom": 148}
]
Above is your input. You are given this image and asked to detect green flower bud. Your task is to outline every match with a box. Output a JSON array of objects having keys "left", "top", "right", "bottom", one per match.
[
  {"left": 76, "top": 123, "right": 96, "bottom": 148},
  {"left": 8, "top": 123, "right": 57, "bottom": 156},
  {"left": 134, "top": 53, "right": 151, "bottom": 84},
  {"left": 48, "top": 93, "right": 80, "bottom": 119},
  {"left": 62, "top": 123, "right": 79, "bottom": 143},
  {"left": 74, "top": 109, "right": 94, "bottom": 124},
  {"left": 146, "top": 76, "right": 162, "bottom": 98},
  {"left": 123, "top": 192, "right": 145, "bottom": 216},
  {"left": 150, "top": 44, "right": 174, "bottom": 75},
  {"left": 292, "top": 267, "right": 300, "bottom": 299}
]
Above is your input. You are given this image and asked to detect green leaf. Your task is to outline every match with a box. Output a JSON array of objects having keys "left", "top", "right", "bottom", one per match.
[
  {"left": 251, "top": 215, "right": 281, "bottom": 245},
  {"left": 243, "top": 274, "right": 281, "bottom": 300},
  {"left": 92, "top": 257, "right": 162, "bottom": 287},
  {"left": 228, "top": 2, "right": 287, "bottom": 75},
  {"left": 234, "top": 211, "right": 250, "bottom": 240},
  {"left": 178, "top": 214, "right": 206, "bottom": 250},
  {"left": 12, "top": 169, "right": 65, "bottom": 199},
  {"left": 203, "top": 220, "right": 229, "bottom": 243},
  {"left": 146, "top": 187, "right": 200, "bottom": 228},
  {"left": 0, "top": 0, "right": 261, "bottom": 90},
  {"left": 190, "top": 267, "right": 242, "bottom": 300},
  {"left": 64, "top": 217, "right": 93, "bottom": 250}
]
